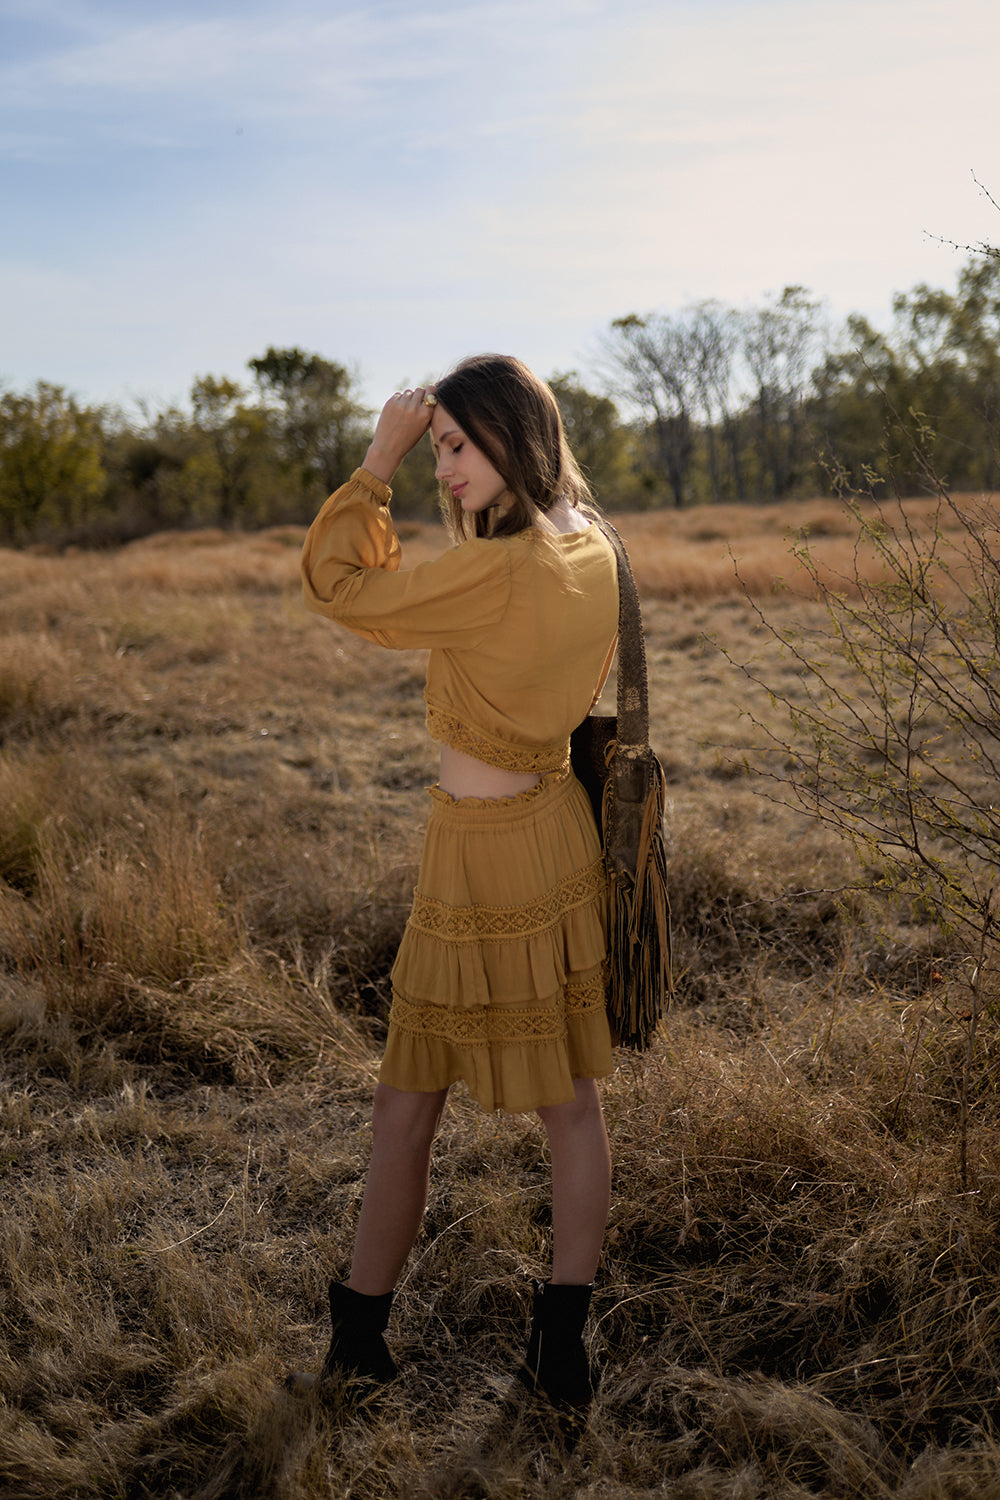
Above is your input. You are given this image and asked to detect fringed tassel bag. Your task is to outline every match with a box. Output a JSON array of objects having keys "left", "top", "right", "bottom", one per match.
[{"left": 570, "top": 520, "right": 673, "bottom": 1050}]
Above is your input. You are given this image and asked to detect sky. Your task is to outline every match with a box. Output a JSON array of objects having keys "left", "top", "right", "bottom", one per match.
[{"left": 3, "top": 0, "right": 1000, "bottom": 417}]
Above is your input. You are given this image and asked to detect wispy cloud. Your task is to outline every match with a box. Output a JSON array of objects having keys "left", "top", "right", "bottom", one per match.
[{"left": 1, "top": 0, "right": 998, "bottom": 409}]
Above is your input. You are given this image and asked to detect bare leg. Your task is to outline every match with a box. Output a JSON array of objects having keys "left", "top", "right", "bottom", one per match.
[
  {"left": 537, "top": 1077, "right": 611, "bottom": 1284},
  {"left": 347, "top": 1082, "right": 449, "bottom": 1295}
]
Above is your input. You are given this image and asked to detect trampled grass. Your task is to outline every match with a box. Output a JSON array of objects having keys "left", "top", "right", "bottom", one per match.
[{"left": 3, "top": 496, "right": 1000, "bottom": 1498}]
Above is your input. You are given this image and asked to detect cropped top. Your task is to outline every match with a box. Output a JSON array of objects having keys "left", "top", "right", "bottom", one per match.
[{"left": 301, "top": 468, "right": 620, "bottom": 774}]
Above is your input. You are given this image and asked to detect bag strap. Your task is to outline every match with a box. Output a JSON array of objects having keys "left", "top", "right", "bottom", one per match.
[{"left": 594, "top": 518, "right": 650, "bottom": 754}]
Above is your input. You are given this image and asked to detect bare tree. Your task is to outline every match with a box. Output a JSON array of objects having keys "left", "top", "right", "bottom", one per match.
[
  {"left": 602, "top": 313, "right": 699, "bottom": 507},
  {"left": 687, "top": 301, "right": 746, "bottom": 502},
  {"left": 741, "top": 286, "right": 823, "bottom": 499}
]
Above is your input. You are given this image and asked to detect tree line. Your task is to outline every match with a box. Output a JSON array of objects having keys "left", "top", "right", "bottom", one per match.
[{"left": 2, "top": 256, "right": 998, "bottom": 546}]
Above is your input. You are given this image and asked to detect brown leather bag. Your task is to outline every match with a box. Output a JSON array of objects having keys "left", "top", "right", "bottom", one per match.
[{"left": 570, "top": 519, "right": 672, "bottom": 1050}]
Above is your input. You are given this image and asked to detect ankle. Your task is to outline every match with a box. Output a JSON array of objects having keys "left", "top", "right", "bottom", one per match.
[{"left": 346, "top": 1275, "right": 396, "bottom": 1298}]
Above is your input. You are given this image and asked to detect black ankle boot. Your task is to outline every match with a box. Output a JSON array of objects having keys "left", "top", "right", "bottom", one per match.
[
  {"left": 286, "top": 1281, "right": 397, "bottom": 1394},
  {"left": 517, "top": 1280, "right": 596, "bottom": 1409},
  {"left": 322, "top": 1281, "right": 397, "bottom": 1382}
]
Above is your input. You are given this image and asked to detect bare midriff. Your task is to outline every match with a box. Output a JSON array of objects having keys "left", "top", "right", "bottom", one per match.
[{"left": 438, "top": 744, "right": 542, "bottom": 799}]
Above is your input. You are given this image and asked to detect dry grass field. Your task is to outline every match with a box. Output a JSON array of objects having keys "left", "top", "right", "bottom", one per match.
[{"left": 3, "top": 495, "right": 1000, "bottom": 1499}]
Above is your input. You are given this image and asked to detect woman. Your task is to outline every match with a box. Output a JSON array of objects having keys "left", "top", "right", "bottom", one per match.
[{"left": 294, "top": 354, "right": 619, "bottom": 1412}]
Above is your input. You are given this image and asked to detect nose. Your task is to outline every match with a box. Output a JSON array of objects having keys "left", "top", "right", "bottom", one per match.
[{"left": 434, "top": 453, "right": 450, "bottom": 481}]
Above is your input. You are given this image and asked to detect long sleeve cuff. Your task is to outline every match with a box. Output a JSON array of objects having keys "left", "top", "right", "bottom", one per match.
[{"left": 350, "top": 467, "right": 393, "bottom": 507}]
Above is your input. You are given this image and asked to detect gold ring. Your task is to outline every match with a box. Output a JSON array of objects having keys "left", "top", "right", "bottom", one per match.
[{"left": 423, "top": 392, "right": 438, "bottom": 407}]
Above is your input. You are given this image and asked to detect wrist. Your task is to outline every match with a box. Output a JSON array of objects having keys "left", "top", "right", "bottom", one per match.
[{"left": 362, "top": 442, "right": 404, "bottom": 485}]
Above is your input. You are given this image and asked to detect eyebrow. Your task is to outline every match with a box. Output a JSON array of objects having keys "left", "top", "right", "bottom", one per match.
[{"left": 431, "top": 426, "right": 461, "bottom": 451}]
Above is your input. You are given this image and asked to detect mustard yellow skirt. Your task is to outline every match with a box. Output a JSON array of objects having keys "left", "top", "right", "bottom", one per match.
[{"left": 380, "top": 768, "right": 614, "bottom": 1113}]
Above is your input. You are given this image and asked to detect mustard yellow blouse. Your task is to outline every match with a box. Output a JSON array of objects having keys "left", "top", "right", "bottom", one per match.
[{"left": 301, "top": 469, "right": 619, "bottom": 774}]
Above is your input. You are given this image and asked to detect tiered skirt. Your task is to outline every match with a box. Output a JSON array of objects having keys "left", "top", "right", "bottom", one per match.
[{"left": 380, "top": 768, "right": 614, "bottom": 1113}]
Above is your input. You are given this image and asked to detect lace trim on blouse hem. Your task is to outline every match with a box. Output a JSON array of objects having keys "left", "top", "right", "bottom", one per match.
[
  {"left": 387, "top": 969, "right": 607, "bottom": 1048},
  {"left": 408, "top": 858, "right": 606, "bottom": 944},
  {"left": 426, "top": 705, "right": 570, "bottom": 775}
]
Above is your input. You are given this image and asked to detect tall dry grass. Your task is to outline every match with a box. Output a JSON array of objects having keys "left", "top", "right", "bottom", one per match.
[
  {"left": 2, "top": 497, "right": 1000, "bottom": 1498},
  {"left": 622, "top": 492, "right": 1000, "bottom": 603}
]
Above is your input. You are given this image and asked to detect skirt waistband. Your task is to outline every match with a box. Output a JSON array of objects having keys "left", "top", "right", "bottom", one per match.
[{"left": 426, "top": 766, "right": 575, "bottom": 826}]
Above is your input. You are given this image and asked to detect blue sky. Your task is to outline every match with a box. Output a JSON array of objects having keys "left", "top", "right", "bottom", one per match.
[{"left": 2, "top": 0, "right": 999, "bottom": 416}]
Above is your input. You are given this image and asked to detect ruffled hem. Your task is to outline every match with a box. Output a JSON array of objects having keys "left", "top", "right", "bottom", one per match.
[
  {"left": 391, "top": 859, "right": 607, "bottom": 1010},
  {"left": 380, "top": 969, "right": 614, "bottom": 1113}
]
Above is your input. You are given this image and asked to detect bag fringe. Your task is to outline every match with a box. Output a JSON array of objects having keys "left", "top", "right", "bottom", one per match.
[{"left": 602, "top": 755, "right": 673, "bottom": 1050}]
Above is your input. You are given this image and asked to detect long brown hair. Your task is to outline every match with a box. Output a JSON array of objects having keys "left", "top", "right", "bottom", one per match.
[{"left": 433, "top": 354, "right": 595, "bottom": 540}]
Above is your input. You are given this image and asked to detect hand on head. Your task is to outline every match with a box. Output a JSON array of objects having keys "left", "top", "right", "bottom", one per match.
[{"left": 364, "top": 386, "right": 438, "bottom": 484}]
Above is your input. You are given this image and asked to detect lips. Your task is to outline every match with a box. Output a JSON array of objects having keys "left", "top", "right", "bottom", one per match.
[{"left": 451, "top": 483, "right": 467, "bottom": 499}]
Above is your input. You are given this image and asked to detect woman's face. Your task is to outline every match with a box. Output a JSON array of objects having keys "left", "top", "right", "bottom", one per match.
[{"left": 430, "top": 404, "right": 508, "bottom": 515}]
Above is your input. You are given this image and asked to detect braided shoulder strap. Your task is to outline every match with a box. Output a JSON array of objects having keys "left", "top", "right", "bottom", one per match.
[
  {"left": 594, "top": 518, "right": 650, "bottom": 756},
  {"left": 590, "top": 516, "right": 672, "bottom": 1046}
]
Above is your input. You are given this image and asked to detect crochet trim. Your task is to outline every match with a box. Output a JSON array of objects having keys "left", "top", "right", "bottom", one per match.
[
  {"left": 426, "top": 705, "right": 570, "bottom": 775},
  {"left": 388, "top": 968, "right": 607, "bottom": 1048},
  {"left": 408, "top": 858, "right": 606, "bottom": 944}
]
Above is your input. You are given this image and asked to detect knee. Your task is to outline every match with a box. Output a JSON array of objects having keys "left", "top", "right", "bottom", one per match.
[
  {"left": 537, "top": 1078, "right": 605, "bottom": 1138},
  {"left": 371, "top": 1082, "right": 448, "bottom": 1150}
]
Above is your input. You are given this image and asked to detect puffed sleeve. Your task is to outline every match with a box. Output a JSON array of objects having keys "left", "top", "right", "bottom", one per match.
[{"left": 301, "top": 469, "right": 512, "bottom": 648}]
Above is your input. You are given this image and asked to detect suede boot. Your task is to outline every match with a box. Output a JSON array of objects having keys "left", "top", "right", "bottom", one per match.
[
  {"left": 286, "top": 1281, "right": 397, "bottom": 1394},
  {"left": 517, "top": 1279, "right": 596, "bottom": 1410}
]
